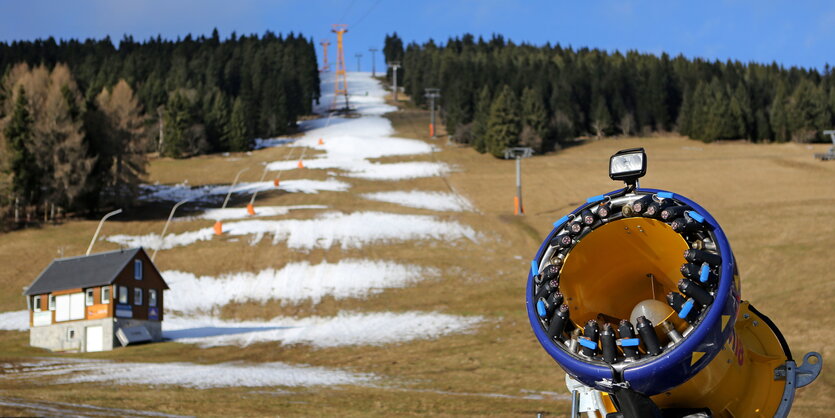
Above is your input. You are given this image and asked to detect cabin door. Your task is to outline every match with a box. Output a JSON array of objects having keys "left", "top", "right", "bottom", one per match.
[{"left": 85, "top": 325, "right": 103, "bottom": 352}]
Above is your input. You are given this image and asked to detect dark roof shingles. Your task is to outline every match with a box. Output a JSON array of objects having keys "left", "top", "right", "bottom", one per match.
[{"left": 24, "top": 248, "right": 142, "bottom": 295}]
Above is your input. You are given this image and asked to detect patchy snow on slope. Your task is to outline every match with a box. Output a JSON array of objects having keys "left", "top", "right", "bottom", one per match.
[
  {"left": 0, "top": 310, "right": 27, "bottom": 331},
  {"left": 315, "top": 71, "right": 396, "bottom": 116},
  {"left": 346, "top": 161, "right": 451, "bottom": 181},
  {"left": 140, "top": 178, "right": 350, "bottom": 202},
  {"left": 266, "top": 118, "right": 434, "bottom": 170},
  {"left": 362, "top": 191, "right": 474, "bottom": 212},
  {"left": 197, "top": 205, "right": 326, "bottom": 221},
  {"left": 163, "top": 259, "right": 435, "bottom": 312},
  {"left": 164, "top": 311, "right": 483, "bottom": 348},
  {"left": 3, "top": 358, "right": 374, "bottom": 388},
  {"left": 105, "top": 211, "right": 479, "bottom": 251}
]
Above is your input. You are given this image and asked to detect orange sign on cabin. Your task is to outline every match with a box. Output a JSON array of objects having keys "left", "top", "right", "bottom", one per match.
[{"left": 87, "top": 304, "right": 108, "bottom": 320}]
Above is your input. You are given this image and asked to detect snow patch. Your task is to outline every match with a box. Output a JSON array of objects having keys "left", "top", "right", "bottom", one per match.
[
  {"left": 140, "top": 178, "right": 349, "bottom": 202},
  {"left": 197, "top": 205, "right": 326, "bottom": 221},
  {"left": 346, "top": 161, "right": 451, "bottom": 181},
  {"left": 105, "top": 211, "right": 479, "bottom": 251},
  {"left": 163, "top": 259, "right": 435, "bottom": 312},
  {"left": 164, "top": 311, "right": 483, "bottom": 348},
  {"left": 4, "top": 358, "right": 374, "bottom": 388},
  {"left": 362, "top": 191, "right": 474, "bottom": 212},
  {"left": 0, "top": 310, "right": 27, "bottom": 331}
]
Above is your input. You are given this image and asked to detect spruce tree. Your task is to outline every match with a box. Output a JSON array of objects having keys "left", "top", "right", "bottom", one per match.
[
  {"left": 770, "top": 83, "right": 790, "bottom": 142},
  {"left": 228, "top": 97, "right": 250, "bottom": 152},
  {"left": 3, "top": 87, "right": 39, "bottom": 203},
  {"left": 471, "top": 85, "right": 492, "bottom": 153},
  {"left": 521, "top": 87, "right": 548, "bottom": 139},
  {"left": 484, "top": 85, "right": 521, "bottom": 157}
]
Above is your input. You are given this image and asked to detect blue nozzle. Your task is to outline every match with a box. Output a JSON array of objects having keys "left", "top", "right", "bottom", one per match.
[
  {"left": 578, "top": 338, "right": 598, "bottom": 350},
  {"left": 586, "top": 194, "right": 605, "bottom": 204},
  {"left": 678, "top": 299, "right": 695, "bottom": 319},
  {"left": 686, "top": 210, "right": 705, "bottom": 223},
  {"left": 553, "top": 215, "right": 570, "bottom": 228},
  {"left": 531, "top": 260, "right": 539, "bottom": 277},
  {"left": 657, "top": 191, "right": 674, "bottom": 199},
  {"left": 536, "top": 300, "right": 547, "bottom": 318},
  {"left": 617, "top": 338, "right": 640, "bottom": 347},
  {"left": 699, "top": 263, "right": 710, "bottom": 283}
]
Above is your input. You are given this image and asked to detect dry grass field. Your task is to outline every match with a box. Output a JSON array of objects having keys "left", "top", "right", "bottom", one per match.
[{"left": 0, "top": 92, "right": 833, "bottom": 416}]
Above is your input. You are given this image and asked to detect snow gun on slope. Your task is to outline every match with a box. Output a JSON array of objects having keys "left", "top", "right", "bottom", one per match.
[{"left": 527, "top": 148, "right": 822, "bottom": 417}]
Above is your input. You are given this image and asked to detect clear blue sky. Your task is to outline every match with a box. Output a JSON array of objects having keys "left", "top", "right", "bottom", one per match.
[{"left": 1, "top": 1, "right": 833, "bottom": 71}]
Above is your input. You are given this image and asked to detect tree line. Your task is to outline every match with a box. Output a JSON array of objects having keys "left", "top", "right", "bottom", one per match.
[
  {"left": 0, "top": 30, "right": 320, "bottom": 223},
  {"left": 383, "top": 33, "right": 835, "bottom": 157}
]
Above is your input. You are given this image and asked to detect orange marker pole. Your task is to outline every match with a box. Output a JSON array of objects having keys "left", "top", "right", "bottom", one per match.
[
  {"left": 246, "top": 203, "right": 256, "bottom": 216},
  {"left": 429, "top": 123, "right": 434, "bottom": 138},
  {"left": 213, "top": 220, "right": 223, "bottom": 235}
]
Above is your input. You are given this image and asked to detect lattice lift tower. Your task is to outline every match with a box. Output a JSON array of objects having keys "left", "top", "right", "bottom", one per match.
[
  {"left": 331, "top": 24, "right": 349, "bottom": 111},
  {"left": 319, "top": 40, "right": 331, "bottom": 72}
]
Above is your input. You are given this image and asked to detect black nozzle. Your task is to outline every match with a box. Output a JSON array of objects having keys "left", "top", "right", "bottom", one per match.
[
  {"left": 618, "top": 319, "right": 640, "bottom": 360},
  {"left": 541, "top": 264, "right": 560, "bottom": 283},
  {"left": 631, "top": 195, "right": 654, "bottom": 214},
  {"left": 670, "top": 217, "right": 701, "bottom": 233},
  {"left": 678, "top": 278, "right": 714, "bottom": 306},
  {"left": 644, "top": 199, "right": 673, "bottom": 218},
  {"left": 600, "top": 323, "right": 618, "bottom": 364},
  {"left": 684, "top": 249, "right": 722, "bottom": 266},
  {"left": 680, "top": 263, "right": 701, "bottom": 281},
  {"left": 636, "top": 316, "right": 662, "bottom": 356},
  {"left": 550, "top": 233, "right": 574, "bottom": 250},
  {"left": 667, "top": 291, "right": 697, "bottom": 323},
  {"left": 581, "top": 320, "right": 600, "bottom": 357},
  {"left": 568, "top": 221, "right": 584, "bottom": 236},
  {"left": 535, "top": 279, "right": 559, "bottom": 300},
  {"left": 538, "top": 292, "right": 564, "bottom": 318},
  {"left": 660, "top": 205, "right": 690, "bottom": 222},
  {"left": 580, "top": 209, "right": 595, "bottom": 226},
  {"left": 597, "top": 202, "right": 612, "bottom": 218},
  {"left": 547, "top": 304, "right": 570, "bottom": 341}
]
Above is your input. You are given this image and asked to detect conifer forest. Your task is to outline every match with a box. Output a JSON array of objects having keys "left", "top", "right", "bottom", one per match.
[{"left": 384, "top": 33, "right": 835, "bottom": 157}]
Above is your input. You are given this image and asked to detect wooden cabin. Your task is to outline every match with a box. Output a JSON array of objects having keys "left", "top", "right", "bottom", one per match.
[{"left": 24, "top": 247, "right": 169, "bottom": 352}]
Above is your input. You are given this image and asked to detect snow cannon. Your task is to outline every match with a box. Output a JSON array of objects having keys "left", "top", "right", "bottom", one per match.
[{"left": 527, "top": 148, "right": 822, "bottom": 417}]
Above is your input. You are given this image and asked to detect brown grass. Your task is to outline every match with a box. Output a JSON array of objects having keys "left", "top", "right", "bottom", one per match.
[{"left": 0, "top": 98, "right": 832, "bottom": 416}]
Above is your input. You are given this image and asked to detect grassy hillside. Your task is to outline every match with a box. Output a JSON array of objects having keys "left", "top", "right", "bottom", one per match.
[{"left": 0, "top": 87, "right": 832, "bottom": 416}]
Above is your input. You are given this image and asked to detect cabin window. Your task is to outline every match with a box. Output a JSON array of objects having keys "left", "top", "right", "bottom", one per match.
[
  {"left": 48, "top": 295, "right": 56, "bottom": 310},
  {"left": 134, "top": 260, "right": 143, "bottom": 280},
  {"left": 85, "top": 289, "right": 94, "bottom": 306},
  {"left": 149, "top": 289, "right": 157, "bottom": 307},
  {"left": 33, "top": 296, "right": 41, "bottom": 312},
  {"left": 66, "top": 328, "right": 75, "bottom": 341},
  {"left": 134, "top": 288, "right": 143, "bottom": 306},
  {"left": 118, "top": 286, "right": 128, "bottom": 304},
  {"left": 101, "top": 286, "right": 110, "bottom": 304}
]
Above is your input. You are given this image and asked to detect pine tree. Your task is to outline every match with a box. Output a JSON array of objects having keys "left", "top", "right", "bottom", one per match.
[
  {"left": 484, "top": 85, "right": 521, "bottom": 157},
  {"left": 521, "top": 87, "right": 548, "bottom": 139},
  {"left": 228, "top": 97, "right": 250, "bottom": 152},
  {"left": 729, "top": 84, "right": 752, "bottom": 139},
  {"left": 471, "top": 85, "right": 492, "bottom": 153},
  {"left": 770, "top": 83, "right": 790, "bottom": 142},
  {"left": 3, "top": 87, "right": 39, "bottom": 203}
]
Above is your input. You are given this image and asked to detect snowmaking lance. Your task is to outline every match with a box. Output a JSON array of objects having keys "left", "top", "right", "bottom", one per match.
[{"left": 527, "top": 148, "right": 822, "bottom": 417}]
